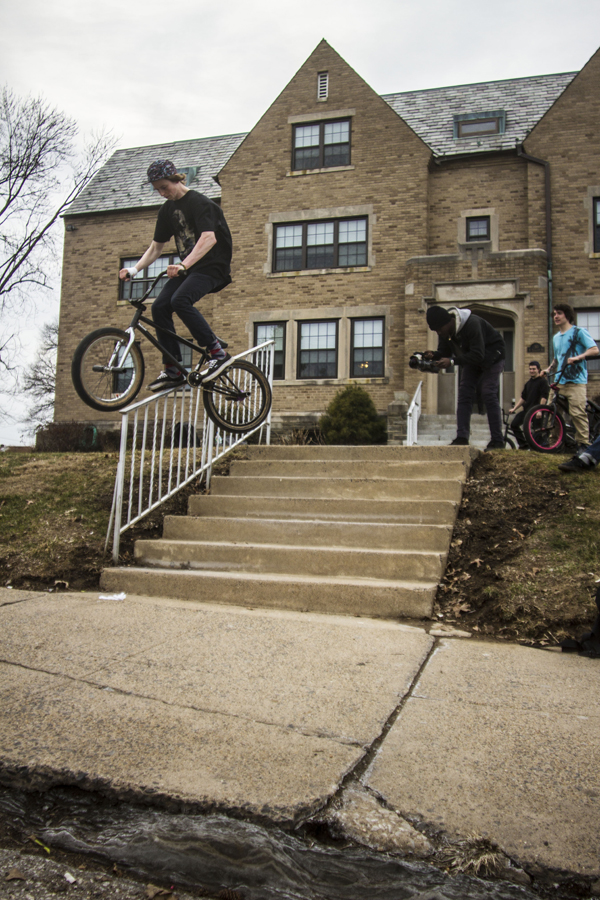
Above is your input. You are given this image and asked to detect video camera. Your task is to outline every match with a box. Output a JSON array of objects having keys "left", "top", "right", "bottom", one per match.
[{"left": 408, "top": 352, "right": 441, "bottom": 374}]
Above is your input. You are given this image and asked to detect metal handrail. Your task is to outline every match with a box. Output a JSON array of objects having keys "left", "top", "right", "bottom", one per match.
[
  {"left": 405, "top": 380, "right": 423, "bottom": 446},
  {"left": 105, "top": 341, "right": 274, "bottom": 563}
]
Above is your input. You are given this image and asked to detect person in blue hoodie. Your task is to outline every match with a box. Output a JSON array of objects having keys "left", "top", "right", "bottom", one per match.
[{"left": 426, "top": 305, "right": 506, "bottom": 450}]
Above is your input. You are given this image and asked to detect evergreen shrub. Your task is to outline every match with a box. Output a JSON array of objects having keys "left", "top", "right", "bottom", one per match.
[{"left": 319, "top": 383, "right": 387, "bottom": 445}]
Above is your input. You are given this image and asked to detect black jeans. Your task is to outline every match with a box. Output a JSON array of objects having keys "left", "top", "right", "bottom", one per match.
[
  {"left": 511, "top": 409, "right": 527, "bottom": 447},
  {"left": 456, "top": 358, "right": 505, "bottom": 443},
  {"left": 152, "top": 272, "right": 223, "bottom": 365}
]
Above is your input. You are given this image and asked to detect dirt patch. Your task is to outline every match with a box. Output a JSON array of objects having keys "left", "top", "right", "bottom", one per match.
[{"left": 435, "top": 451, "right": 600, "bottom": 644}]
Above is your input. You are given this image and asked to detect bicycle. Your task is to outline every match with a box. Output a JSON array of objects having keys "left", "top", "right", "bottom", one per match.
[
  {"left": 523, "top": 373, "right": 600, "bottom": 454},
  {"left": 501, "top": 409, "right": 518, "bottom": 450},
  {"left": 71, "top": 270, "right": 272, "bottom": 434}
]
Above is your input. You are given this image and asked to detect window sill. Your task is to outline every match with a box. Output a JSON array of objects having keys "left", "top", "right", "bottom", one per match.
[
  {"left": 286, "top": 165, "right": 355, "bottom": 177},
  {"left": 267, "top": 266, "right": 371, "bottom": 278},
  {"left": 276, "top": 376, "right": 389, "bottom": 386},
  {"left": 588, "top": 252, "right": 600, "bottom": 259}
]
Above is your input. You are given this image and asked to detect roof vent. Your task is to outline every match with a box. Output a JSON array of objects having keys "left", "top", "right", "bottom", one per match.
[{"left": 317, "top": 72, "right": 329, "bottom": 101}]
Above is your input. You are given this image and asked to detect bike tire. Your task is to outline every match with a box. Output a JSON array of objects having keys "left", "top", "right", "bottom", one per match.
[
  {"left": 523, "top": 404, "right": 565, "bottom": 453},
  {"left": 72, "top": 328, "right": 145, "bottom": 412},
  {"left": 505, "top": 435, "right": 517, "bottom": 450},
  {"left": 203, "top": 359, "right": 272, "bottom": 434}
]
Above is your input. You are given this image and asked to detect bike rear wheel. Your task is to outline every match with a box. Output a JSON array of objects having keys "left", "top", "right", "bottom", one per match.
[
  {"left": 203, "top": 359, "right": 271, "bottom": 434},
  {"left": 524, "top": 404, "right": 565, "bottom": 453},
  {"left": 72, "top": 328, "right": 145, "bottom": 412}
]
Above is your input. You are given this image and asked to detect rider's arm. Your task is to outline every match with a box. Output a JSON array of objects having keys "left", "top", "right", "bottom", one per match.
[
  {"left": 509, "top": 397, "right": 524, "bottom": 414},
  {"left": 180, "top": 231, "right": 217, "bottom": 270},
  {"left": 567, "top": 345, "right": 600, "bottom": 365},
  {"left": 119, "top": 241, "right": 166, "bottom": 280}
]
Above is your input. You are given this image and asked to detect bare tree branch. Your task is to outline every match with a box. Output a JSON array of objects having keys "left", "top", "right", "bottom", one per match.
[{"left": 0, "top": 87, "right": 115, "bottom": 368}]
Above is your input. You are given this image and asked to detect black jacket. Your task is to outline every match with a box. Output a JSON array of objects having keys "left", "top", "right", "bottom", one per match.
[{"left": 434, "top": 314, "right": 505, "bottom": 370}]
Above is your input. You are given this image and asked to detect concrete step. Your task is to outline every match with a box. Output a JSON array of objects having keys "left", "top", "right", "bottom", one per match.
[
  {"left": 245, "top": 444, "right": 475, "bottom": 462},
  {"left": 210, "top": 475, "right": 464, "bottom": 503},
  {"left": 134, "top": 539, "right": 445, "bottom": 581},
  {"left": 188, "top": 495, "right": 460, "bottom": 526},
  {"left": 229, "top": 459, "right": 468, "bottom": 480},
  {"left": 99, "top": 567, "right": 437, "bottom": 619},
  {"left": 163, "top": 515, "right": 453, "bottom": 551}
]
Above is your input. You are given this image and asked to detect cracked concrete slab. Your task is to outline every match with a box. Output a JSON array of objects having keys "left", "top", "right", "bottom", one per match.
[
  {"left": 0, "top": 589, "right": 432, "bottom": 822},
  {"left": 365, "top": 639, "right": 600, "bottom": 876}
]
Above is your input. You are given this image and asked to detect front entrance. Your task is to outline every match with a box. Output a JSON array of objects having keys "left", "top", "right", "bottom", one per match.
[{"left": 437, "top": 308, "right": 515, "bottom": 414}]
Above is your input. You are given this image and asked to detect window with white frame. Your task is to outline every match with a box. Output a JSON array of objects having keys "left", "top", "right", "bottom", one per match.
[
  {"left": 274, "top": 217, "right": 367, "bottom": 272},
  {"left": 254, "top": 322, "right": 286, "bottom": 379},
  {"left": 577, "top": 310, "right": 600, "bottom": 372},
  {"left": 120, "top": 255, "right": 174, "bottom": 300},
  {"left": 298, "top": 320, "right": 338, "bottom": 379},
  {"left": 351, "top": 318, "right": 384, "bottom": 377},
  {"left": 292, "top": 119, "right": 350, "bottom": 170}
]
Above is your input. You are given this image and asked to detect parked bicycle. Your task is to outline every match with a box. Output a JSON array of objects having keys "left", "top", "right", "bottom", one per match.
[
  {"left": 523, "top": 372, "right": 600, "bottom": 454},
  {"left": 71, "top": 270, "right": 272, "bottom": 434}
]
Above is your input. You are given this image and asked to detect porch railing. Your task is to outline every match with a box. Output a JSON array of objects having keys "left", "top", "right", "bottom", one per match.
[
  {"left": 405, "top": 380, "right": 423, "bottom": 446},
  {"left": 105, "top": 341, "right": 274, "bottom": 563}
]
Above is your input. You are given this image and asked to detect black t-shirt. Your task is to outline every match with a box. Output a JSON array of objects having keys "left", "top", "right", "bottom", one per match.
[
  {"left": 154, "top": 190, "right": 232, "bottom": 286},
  {"left": 521, "top": 376, "right": 550, "bottom": 410}
]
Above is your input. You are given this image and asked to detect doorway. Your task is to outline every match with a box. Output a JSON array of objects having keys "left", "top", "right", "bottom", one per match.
[{"left": 436, "top": 308, "right": 515, "bottom": 414}]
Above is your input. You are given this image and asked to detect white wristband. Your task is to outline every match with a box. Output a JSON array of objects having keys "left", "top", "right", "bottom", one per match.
[{"left": 126, "top": 266, "right": 138, "bottom": 278}]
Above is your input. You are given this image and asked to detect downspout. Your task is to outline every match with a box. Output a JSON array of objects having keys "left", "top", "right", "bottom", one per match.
[{"left": 517, "top": 145, "right": 553, "bottom": 361}]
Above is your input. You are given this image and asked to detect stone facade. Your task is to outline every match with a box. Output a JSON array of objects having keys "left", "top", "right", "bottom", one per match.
[{"left": 54, "top": 41, "right": 600, "bottom": 431}]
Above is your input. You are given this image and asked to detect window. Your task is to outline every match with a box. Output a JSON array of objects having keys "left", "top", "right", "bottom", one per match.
[
  {"left": 298, "top": 321, "right": 338, "bottom": 379},
  {"left": 274, "top": 217, "right": 367, "bottom": 272},
  {"left": 577, "top": 310, "right": 600, "bottom": 373},
  {"left": 594, "top": 198, "right": 600, "bottom": 253},
  {"left": 454, "top": 111, "right": 506, "bottom": 139},
  {"left": 351, "top": 318, "right": 384, "bottom": 377},
  {"left": 120, "top": 255, "right": 174, "bottom": 300},
  {"left": 466, "top": 216, "right": 490, "bottom": 242},
  {"left": 292, "top": 119, "right": 350, "bottom": 170},
  {"left": 254, "top": 322, "right": 286, "bottom": 379}
]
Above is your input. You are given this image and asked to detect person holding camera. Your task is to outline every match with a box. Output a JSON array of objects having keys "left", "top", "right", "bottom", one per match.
[{"left": 425, "top": 305, "right": 506, "bottom": 450}]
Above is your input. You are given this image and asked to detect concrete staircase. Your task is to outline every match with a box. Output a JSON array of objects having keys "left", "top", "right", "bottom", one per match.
[
  {"left": 100, "top": 445, "right": 476, "bottom": 620},
  {"left": 416, "top": 413, "right": 492, "bottom": 449}
]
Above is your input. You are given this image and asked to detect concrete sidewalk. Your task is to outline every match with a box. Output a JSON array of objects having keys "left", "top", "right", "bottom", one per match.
[{"left": 1, "top": 587, "right": 599, "bottom": 879}]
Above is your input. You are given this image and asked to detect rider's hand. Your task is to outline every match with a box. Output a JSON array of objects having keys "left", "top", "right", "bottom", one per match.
[
  {"left": 509, "top": 407, "right": 516, "bottom": 414},
  {"left": 436, "top": 358, "right": 452, "bottom": 369},
  {"left": 167, "top": 264, "right": 186, "bottom": 278},
  {"left": 119, "top": 267, "right": 135, "bottom": 280}
]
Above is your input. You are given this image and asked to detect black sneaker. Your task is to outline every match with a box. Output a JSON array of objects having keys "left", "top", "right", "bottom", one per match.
[
  {"left": 450, "top": 437, "right": 469, "bottom": 446},
  {"left": 147, "top": 370, "right": 186, "bottom": 392},
  {"left": 558, "top": 456, "right": 590, "bottom": 473},
  {"left": 485, "top": 440, "right": 506, "bottom": 451},
  {"left": 201, "top": 352, "right": 232, "bottom": 382}
]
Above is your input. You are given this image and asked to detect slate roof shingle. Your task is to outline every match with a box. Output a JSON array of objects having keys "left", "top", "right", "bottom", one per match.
[{"left": 66, "top": 72, "right": 577, "bottom": 217}]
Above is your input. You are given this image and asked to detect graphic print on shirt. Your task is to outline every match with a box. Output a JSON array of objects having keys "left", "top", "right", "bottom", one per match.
[{"left": 172, "top": 209, "right": 196, "bottom": 260}]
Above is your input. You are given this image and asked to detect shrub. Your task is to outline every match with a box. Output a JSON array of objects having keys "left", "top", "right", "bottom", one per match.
[
  {"left": 319, "top": 383, "right": 387, "bottom": 445},
  {"left": 35, "top": 422, "right": 120, "bottom": 452}
]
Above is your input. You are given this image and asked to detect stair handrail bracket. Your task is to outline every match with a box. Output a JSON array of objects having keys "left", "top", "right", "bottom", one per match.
[
  {"left": 405, "top": 380, "right": 423, "bottom": 446},
  {"left": 105, "top": 341, "right": 274, "bottom": 563}
]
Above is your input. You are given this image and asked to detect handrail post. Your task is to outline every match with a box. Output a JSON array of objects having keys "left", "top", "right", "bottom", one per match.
[{"left": 112, "top": 411, "right": 129, "bottom": 563}]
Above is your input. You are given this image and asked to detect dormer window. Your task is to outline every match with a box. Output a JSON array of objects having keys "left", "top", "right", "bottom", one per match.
[
  {"left": 454, "top": 111, "right": 506, "bottom": 139},
  {"left": 292, "top": 119, "right": 351, "bottom": 171}
]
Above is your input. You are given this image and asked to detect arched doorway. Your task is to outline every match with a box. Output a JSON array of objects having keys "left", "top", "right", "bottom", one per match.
[{"left": 436, "top": 307, "right": 516, "bottom": 414}]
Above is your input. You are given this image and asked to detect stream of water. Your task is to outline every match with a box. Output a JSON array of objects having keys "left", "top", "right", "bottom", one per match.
[{"left": 0, "top": 786, "right": 540, "bottom": 899}]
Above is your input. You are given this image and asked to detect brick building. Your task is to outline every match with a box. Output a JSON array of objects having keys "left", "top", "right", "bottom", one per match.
[{"left": 55, "top": 40, "right": 600, "bottom": 433}]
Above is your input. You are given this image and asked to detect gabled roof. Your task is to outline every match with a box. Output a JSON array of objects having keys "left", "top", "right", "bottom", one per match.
[
  {"left": 66, "top": 71, "right": 577, "bottom": 217},
  {"left": 382, "top": 72, "right": 576, "bottom": 158},
  {"left": 67, "top": 133, "right": 246, "bottom": 216}
]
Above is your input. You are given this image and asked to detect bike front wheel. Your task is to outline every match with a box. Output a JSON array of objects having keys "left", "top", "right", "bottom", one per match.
[
  {"left": 72, "top": 328, "right": 145, "bottom": 412},
  {"left": 203, "top": 359, "right": 272, "bottom": 434},
  {"left": 524, "top": 405, "right": 565, "bottom": 453}
]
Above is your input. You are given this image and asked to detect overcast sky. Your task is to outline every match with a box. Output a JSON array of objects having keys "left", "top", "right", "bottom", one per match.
[{"left": 1, "top": 0, "right": 599, "bottom": 443}]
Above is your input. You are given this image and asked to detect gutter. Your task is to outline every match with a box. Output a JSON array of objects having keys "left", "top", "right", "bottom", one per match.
[{"left": 517, "top": 145, "right": 553, "bottom": 360}]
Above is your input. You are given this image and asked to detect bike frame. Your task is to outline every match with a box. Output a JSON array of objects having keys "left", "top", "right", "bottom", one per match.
[{"left": 118, "top": 270, "right": 213, "bottom": 376}]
